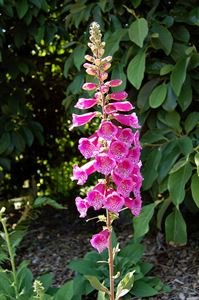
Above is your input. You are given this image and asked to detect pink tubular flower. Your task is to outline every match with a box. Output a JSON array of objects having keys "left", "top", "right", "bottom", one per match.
[
  {"left": 78, "top": 138, "right": 98, "bottom": 159},
  {"left": 93, "top": 182, "right": 106, "bottom": 194},
  {"left": 117, "top": 128, "right": 134, "bottom": 146},
  {"left": 113, "top": 113, "right": 140, "bottom": 128},
  {"left": 72, "top": 112, "right": 97, "bottom": 127},
  {"left": 75, "top": 98, "right": 98, "bottom": 109},
  {"left": 128, "top": 147, "right": 141, "bottom": 162},
  {"left": 82, "top": 82, "right": 98, "bottom": 90},
  {"left": 97, "top": 121, "right": 118, "bottom": 141},
  {"left": 114, "top": 158, "right": 134, "bottom": 179},
  {"left": 104, "top": 101, "right": 134, "bottom": 114},
  {"left": 125, "top": 197, "right": 142, "bottom": 216},
  {"left": 104, "top": 191, "right": 124, "bottom": 213},
  {"left": 106, "top": 79, "right": 122, "bottom": 87},
  {"left": 109, "top": 91, "right": 128, "bottom": 101},
  {"left": 90, "top": 229, "right": 110, "bottom": 253},
  {"left": 71, "top": 161, "right": 96, "bottom": 185},
  {"left": 117, "top": 178, "right": 134, "bottom": 198},
  {"left": 87, "top": 189, "right": 105, "bottom": 210},
  {"left": 109, "top": 140, "right": 129, "bottom": 161},
  {"left": 95, "top": 153, "right": 116, "bottom": 175},
  {"left": 75, "top": 197, "right": 89, "bottom": 218}
]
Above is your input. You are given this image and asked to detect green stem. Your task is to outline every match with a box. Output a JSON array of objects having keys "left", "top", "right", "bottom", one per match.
[
  {"left": 1, "top": 218, "right": 19, "bottom": 299},
  {"left": 107, "top": 210, "right": 114, "bottom": 300}
]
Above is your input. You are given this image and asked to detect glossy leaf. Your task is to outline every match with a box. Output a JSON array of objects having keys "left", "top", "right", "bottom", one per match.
[
  {"left": 137, "top": 79, "right": 159, "bottom": 111},
  {"left": 55, "top": 281, "right": 73, "bottom": 300},
  {"left": 128, "top": 18, "right": 148, "bottom": 47},
  {"left": 127, "top": 50, "right": 146, "bottom": 89},
  {"left": 85, "top": 276, "right": 109, "bottom": 294},
  {"left": 165, "top": 111, "right": 181, "bottom": 132},
  {"left": 115, "top": 271, "right": 135, "bottom": 299},
  {"left": 0, "top": 133, "right": 11, "bottom": 155},
  {"left": 157, "top": 198, "right": 171, "bottom": 230},
  {"left": 149, "top": 83, "right": 167, "bottom": 108},
  {"left": 177, "top": 136, "right": 193, "bottom": 156},
  {"left": 16, "top": 0, "right": 28, "bottom": 18},
  {"left": 160, "top": 64, "right": 173, "bottom": 75},
  {"left": 178, "top": 77, "right": 192, "bottom": 111},
  {"left": 170, "top": 57, "right": 190, "bottom": 96},
  {"left": 73, "top": 45, "right": 87, "bottom": 70},
  {"left": 184, "top": 112, "right": 199, "bottom": 133},
  {"left": 165, "top": 208, "right": 187, "bottom": 245},
  {"left": 191, "top": 173, "right": 199, "bottom": 208},
  {"left": 194, "top": 153, "right": 199, "bottom": 176},
  {"left": 151, "top": 23, "right": 173, "bottom": 55},
  {"left": 132, "top": 280, "right": 158, "bottom": 297},
  {"left": 133, "top": 203, "right": 155, "bottom": 238},
  {"left": 162, "top": 84, "right": 177, "bottom": 111}
]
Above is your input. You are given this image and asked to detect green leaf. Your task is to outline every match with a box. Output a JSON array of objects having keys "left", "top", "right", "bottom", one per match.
[
  {"left": 116, "top": 271, "right": 135, "bottom": 299},
  {"left": 54, "top": 280, "right": 73, "bottom": 300},
  {"left": 0, "top": 158, "right": 11, "bottom": 170},
  {"left": 177, "top": 136, "right": 193, "bottom": 156},
  {"left": 142, "top": 149, "right": 162, "bottom": 190},
  {"left": 12, "top": 132, "right": 26, "bottom": 154},
  {"left": 149, "top": 83, "right": 167, "bottom": 108},
  {"left": 170, "top": 158, "right": 188, "bottom": 174},
  {"left": 0, "top": 133, "right": 11, "bottom": 155},
  {"left": 151, "top": 23, "right": 173, "bottom": 55},
  {"left": 63, "top": 55, "right": 73, "bottom": 78},
  {"left": 168, "top": 163, "right": 192, "bottom": 206},
  {"left": 137, "top": 78, "right": 159, "bottom": 112},
  {"left": 162, "top": 84, "right": 177, "bottom": 112},
  {"left": 111, "top": 64, "right": 126, "bottom": 92},
  {"left": 97, "top": 290, "right": 107, "bottom": 300},
  {"left": 165, "top": 111, "right": 181, "bottom": 132},
  {"left": 21, "top": 127, "right": 34, "bottom": 147},
  {"left": 73, "top": 45, "right": 87, "bottom": 70},
  {"left": 165, "top": 208, "right": 187, "bottom": 246},
  {"left": 188, "top": 7, "right": 199, "bottom": 26},
  {"left": 104, "top": 29, "right": 125, "bottom": 56},
  {"left": 128, "top": 18, "right": 148, "bottom": 47},
  {"left": 16, "top": 0, "right": 28, "bottom": 18},
  {"left": 132, "top": 0, "right": 142, "bottom": 8},
  {"left": 33, "top": 197, "right": 65, "bottom": 209},
  {"left": 170, "top": 57, "right": 190, "bottom": 96},
  {"left": 172, "top": 25, "right": 190, "bottom": 43},
  {"left": 127, "top": 50, "right": 146, "bottom": 89},
  {"left": 85, "top": 276, "right": 109, "bottom": 294},
  {"left": 141, "top": 129, "right": 169, "bottom": 144},
  {"left": 120, "top": 242, "right": 144, "bottom": 264},
  {"left": 184, "top": 112, "right": 199, "bottom": 133},
  {"left": 160, "top": 64, "right": 173, "bottom": 75},
  {"left": 157, "top": 198, "right": 171, "bottom": 230},
  {"left": 37, "top": 273, "right": 54, "bottom": 291},
  {"left": 191, "top": 173, "right": 199, "bottom": 208},
  {"left": 194, "top": 153, "right": 199, "bottom": 176},
  {"left": 68, "top": 260, "right": 101, "bottom": 277},
  {"left": 132, "top": 280, "right": 158, "bottom": 297},
  {"left": 133, "top": 204, "right": 155, "bottom": 238},
  {"left": 178, "top": 77, "right": 192, "bottom": 111}
]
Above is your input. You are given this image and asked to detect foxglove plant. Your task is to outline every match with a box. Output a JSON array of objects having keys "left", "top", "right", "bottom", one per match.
[{"left": 71, "top": 22, "right": 143, "bottom": 300}]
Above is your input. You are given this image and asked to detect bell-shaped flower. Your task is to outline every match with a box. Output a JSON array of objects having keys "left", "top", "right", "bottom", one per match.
[
  {"left": 113, "top": 113, "right": 140, "bottom": 128},
  {"left": 128, "top": 146, "right": 141, "bottom": 162},
  {"left": 71, "top": 161, "right": 96, "bottom": 185},
  {"left": 78, "top": 138, "right": 98, "bottom": 159},
  {"left": 109, "top": 91, "right": 128, "bottom": 101},
  {"left": 109, "top": 140, "right": 129, "bottom": 161},
  {"left": 114, "top": 158, "right": 134, "bottom": 179},
  {"left": 104, "top": 191, "right": 124, "bottom": 213},
  {"left": 87, "top": 189, "right": 105, "bottom": 210},
  {"left": 75, "top": 197, "right": 89, "bottom": 218},
  {"left": 72, "top": 112, "right": 97, "bottom": 127},
  {"left": 82, "top": 82, "right": 98, "bottom": 90},
  {"left": 106, "top": 79, "right": 122, "bottom": 87},
  {"left": 93, "top": 182, "right": 106, "bottom": 194},
  {"left": 90, "top": 229, "right": 110, "bottom": 253},
  {"left": 104, "top": 101, "right": 134, "bottom": 114},
  {"left": 75, "top": 98, "right": 98, "bottom": 109},
  {"left": 117, "top": 178, "right": 134, "bottom": 198},
  {"left": 97, "top": 121, "right": 118, "bottom": 141},
  {"left": 125, "top": 197, "right": 142, "bottom": 216},
  {"left": 95, "top": 153, "right": 116, "bottom": 175},
  {"left": 117, "top": 128, "right": 134, "bottom": 146}
]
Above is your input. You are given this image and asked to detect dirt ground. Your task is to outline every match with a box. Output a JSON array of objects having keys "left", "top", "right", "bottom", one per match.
[{"left": 17, "top": 207, "right": 199, "bottom": 300}]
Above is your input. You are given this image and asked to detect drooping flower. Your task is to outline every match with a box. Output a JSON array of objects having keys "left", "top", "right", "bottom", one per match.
[
  {"left": 87, "top": 189, "right": 105, "bottom": 210},
  {"left": 117, "top": 178, "right": 134, "bottom": 198},
  {"left": 104, "top": 101, "right": 134, "bottom": 114},
  {"left": 90, "top": 229, "right": 110, "bottom": 253},
  {"left": 103, "top": 191, "right": 124, "bottom": 213},
  {"left": 109, "top": 91, "right": 128, "bottom": 101},
  {"left": 78, "top": 138, "right": 98, "bottom": 159},
  {"left": 71, "top": 161, "right": 96, "bottom": 185},
  {"left": 97, "top": 121, "right": 118, "bottom": 141},
  {"left": 113, "top": 113, "right": 140, "bottom": 128},
  {"left": 117, "top": 128, "right": 134, "bottom": 146},
  {"left": 75, "top": 98, "right": 98, "bottom": 109},
  {"left": 109, "top": 140, "right": 129, "bottom": 161},
  {"left": 95, "top": 153, "right": 116, "bottom": 175},
  {"left": 125, "top": 197, "right": 142, "bottom": 216},
  {"left": 114, "top": 158, "right": 134, "bottom": 179},
  {"left": 75, "top": 197, "right": 89, "bottom": 218},
  {"left": 72, "top": 112, "right": 97, "bottom": 127}
]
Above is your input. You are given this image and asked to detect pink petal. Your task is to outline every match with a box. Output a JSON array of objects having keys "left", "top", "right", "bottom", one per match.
[
  {"left": 72, "top": 112, "right": 97, "bottom": 127},
  {"left": 95, "top": 153, "right": 116, "bottom": 175},
  {"left": 104, "top": 191, "right": 124, "bottom": 213},
  {"left": 93, "top": 182, "right": 106, "bottom": 194},
  {"left": 117, "top": 128, "right": 134, "bottom": 146},
  {"left": 71, "top": 161, "right": 96, "bottom": 185},
  {"left": 125, "top": 197, "right": 142, "bottom": 216},
  {"left": 97, "top": 121, "right": 118, "bottom": 141},
  {"left": 106, "top": 79, "right": 122, "bottom": 87},
  {"left": 109, "top": 140, "right": 129, "bottom": 161},
  {"left": 114, "top": 158, "right": 134, "bottom": 179},
  {"left": 82, "top": 82, "right": 98, "bottom": 90},
  {"left": 109, "top": 91, "right": 128, "bottom": 101},
  {"left": 75, "top": 98, "right": 98, "bottom": 109},
  {"left": 128, "top": 146, "right": 141, "bottom": 162},
  {"left": 87, "top": 189, "right": 105, "bottom": 210},
  {"left": 90, "top": 229, "right": 110, "bottom": 253},
  {"left": 78, "top": 138, "right": 98, "bottom": 159},
  {"left": 113, "top": 113, "right": 140, "bottom": 128},
  {"left": 104, "top": 101, "right": 134, "bottom": 114},
  {"left": 117, "top": 178, "right": 134, "bottom": 198},
  {"left": 75, "top": 197, "right": 89, "bottom": 218}
]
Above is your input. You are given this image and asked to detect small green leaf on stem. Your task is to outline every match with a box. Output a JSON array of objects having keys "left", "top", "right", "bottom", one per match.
[
  {"left": 115, "top": 271, "right": 135, "bottom": 300},
  {"left": 85, "top": 276, "right": 110, "bottom": 294}
]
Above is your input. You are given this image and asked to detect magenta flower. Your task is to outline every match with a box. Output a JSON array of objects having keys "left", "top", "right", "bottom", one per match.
[
  {"left": 72, "top": 112, "right": 97, "bottom": 127},
  {"left": 72, "top": 161, "right": 96, "bottom": 185},
  {"left": 82, "top": 82, "right": 98, "bottom": 90},
  {"left": 78, "top": 138, "right": 98, "bottom": 159},
  {"left": 104, "top": 191, "right": 124, "bottom": 213},
  {"left": 109, "top": 140, "right": 129, "bottom": 161},
  {"left": 93, "top": 182, "right": 106, "bottom": 194},
  {"left": 75, "top": 197, "right": 89, "bottom": 218},
  {"left": 113, "top": 113, "right": 140, "bottom": 128},
  {"left": 125, "top": 197, "right": 142, "bottom": 216},
  {"left": 109, "top": 91, "right": 128, "bottom": 101},
  {"left": 87, "top": 189, "right": 105, "bottom": 210},
  {"left": 106, "top": 79, "right": 122, "bottom": 87},
  {"left": 90, "top": 229, "right": 110, "bottom": 253},
  {"left": 117, "top": 128, "right": 134, "bottom": 146},
  {"left": 114, "top": 158, "right": 134, "bottom": 179},
  {"left": 104, "top": 101, "right": 134, "bottom": 114},
  {"left": 75, "top": 98, "right": 98, "bottom": 109},
  {"left": 128, "top": 146, "right": 141, "bottom": 162},
  {"left": 95, "top": 153, "right": 116, "bottom": 175},
  {"left": 117, "top": 178, "right": 134, "bottom": 198},
  {"left": 97, "top": 121, "right": 118, "bottom": 141}
]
